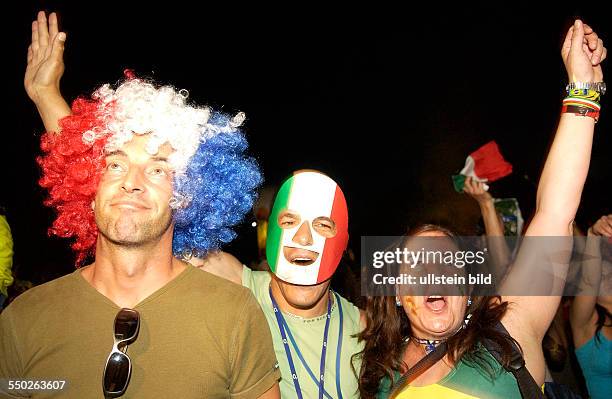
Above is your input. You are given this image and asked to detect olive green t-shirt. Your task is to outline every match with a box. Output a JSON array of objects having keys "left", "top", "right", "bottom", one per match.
[
  {"left": 0, "top": 264, "right": 280, "bottom": 398},
  {"left": 242, "top": 267, "right": 363, "bottom": 399}
]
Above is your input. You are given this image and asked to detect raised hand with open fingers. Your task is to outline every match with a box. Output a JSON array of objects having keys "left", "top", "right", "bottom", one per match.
[{"left": 24, "top": 11, "right": 66, "bottom": 105}]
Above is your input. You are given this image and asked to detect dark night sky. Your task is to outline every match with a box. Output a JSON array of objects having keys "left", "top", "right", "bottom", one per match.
[{"left": 3, "top": 1, "right": 611, "bottom": 284}]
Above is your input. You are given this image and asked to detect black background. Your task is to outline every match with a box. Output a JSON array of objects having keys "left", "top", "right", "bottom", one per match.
[{"left": 3, "top": 1, "right": 610, "bottom": 284}]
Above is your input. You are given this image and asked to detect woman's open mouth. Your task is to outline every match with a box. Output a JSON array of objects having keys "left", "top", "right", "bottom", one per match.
[{"left": 424, "top": 295, "right": 447, "bottom": 312}]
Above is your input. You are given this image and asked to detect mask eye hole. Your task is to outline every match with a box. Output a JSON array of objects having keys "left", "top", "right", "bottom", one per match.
[
  {"left": 312, "top": 217, "right": 337, "bottom": 238},
  {"left": 278, "top": 211, "right": 301, "bottom": 229}
]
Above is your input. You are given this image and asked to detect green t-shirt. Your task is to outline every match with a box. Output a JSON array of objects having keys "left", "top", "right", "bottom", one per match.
[
  {"left": 0, "top": 264, "right": 280, "bottom": 398},
  {"left": 377, "top": 345, "right": 522, "bottom": 399},
  {"left": 242, "top": 267, "right": 363, "bottom": 399}
]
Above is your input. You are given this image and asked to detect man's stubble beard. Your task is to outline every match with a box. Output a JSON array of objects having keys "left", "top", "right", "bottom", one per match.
[
  {"left": 277, "top": 280, "right": 331, "bottom": 310},
  {"left": 96, "top": 208, "right": 173, "bottom": 247}
]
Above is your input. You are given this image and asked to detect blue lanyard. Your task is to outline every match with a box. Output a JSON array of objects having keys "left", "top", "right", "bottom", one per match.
[
  {"left": 269, "top": 288, "right": 344, "bottom": 399},
  {"left": 334, "top": 292, "right": 344, "bottom": 399},
  {"left": 279, "top": 293, "right": 345, "bottom": 399}
]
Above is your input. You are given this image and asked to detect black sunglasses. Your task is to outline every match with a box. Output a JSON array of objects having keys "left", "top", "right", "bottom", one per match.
[{"left": 102, "top": 308, "right": 140, "bottom": 398}]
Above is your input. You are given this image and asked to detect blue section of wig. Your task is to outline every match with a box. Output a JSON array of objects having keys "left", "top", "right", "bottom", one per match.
[{"left": 171, "top": 111, "right": 262, "bottom": 257}]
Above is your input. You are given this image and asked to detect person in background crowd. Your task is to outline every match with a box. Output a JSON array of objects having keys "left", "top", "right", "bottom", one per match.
[
  {"left": 570, "top": 214, "right": 612, "bottom": 399},
  {"left": 0, "top": 205, "right": 14, "bottom": 310},
  {"left": 461, "top": 176, "right": 512, "bottom": 283}
]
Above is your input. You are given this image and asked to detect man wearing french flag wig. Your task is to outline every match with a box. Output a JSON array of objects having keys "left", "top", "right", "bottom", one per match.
[{"left": 0, "top": 11, "right": 281, "bottom": 398}]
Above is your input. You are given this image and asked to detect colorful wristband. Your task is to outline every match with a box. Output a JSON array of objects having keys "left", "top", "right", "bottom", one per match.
[
  {"left": 561, "top": 104, "right": 600, "bottom": 122},
  {"left": 562, "top": 97, "right": 601, "bottom": 111},
  {"left": 567, "top": 88, "right": 601, "bottom": 102}
]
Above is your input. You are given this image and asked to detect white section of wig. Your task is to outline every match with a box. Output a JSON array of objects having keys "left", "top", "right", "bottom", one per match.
[{"left": 79, "top": 79, "right": 243, "bottom": 175}]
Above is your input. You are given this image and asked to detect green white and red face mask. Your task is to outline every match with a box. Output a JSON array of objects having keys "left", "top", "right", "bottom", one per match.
[{"left": 266, "top": 171, "right": 349, "bottom": 285}]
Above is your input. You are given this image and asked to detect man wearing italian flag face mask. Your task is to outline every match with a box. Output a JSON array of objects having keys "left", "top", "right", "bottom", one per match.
[
  {"left": 245, "top": 170, "right": 364, "bottom": 399},
  {"left": 206, "top": 170, "right": 364, "bottom": 398}
]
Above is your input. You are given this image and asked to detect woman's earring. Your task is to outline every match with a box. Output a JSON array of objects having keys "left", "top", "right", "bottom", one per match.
[
  {"left": 467, "top": 297, "right": 472, "bottom": 308},
  {"left": 396, "top": 297, "right": 402, "bottom": 307},
  {"left": 463, "top": 312, "right": 473, "bottom": 328}
]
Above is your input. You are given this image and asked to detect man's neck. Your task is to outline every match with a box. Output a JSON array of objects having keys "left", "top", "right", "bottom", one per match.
[
  {"left": 270, "top": 277, "right": 331, "bottom": 319},
  {"left": 81, "top": 233, "right": 186, "bottom": 308}
]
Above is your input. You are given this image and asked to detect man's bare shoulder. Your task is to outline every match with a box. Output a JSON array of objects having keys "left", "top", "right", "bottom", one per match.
[{"left": 189, "top": 251, "right": 243, "bottom": 285}]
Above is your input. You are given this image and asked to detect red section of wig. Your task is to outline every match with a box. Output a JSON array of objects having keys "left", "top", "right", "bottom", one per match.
[{"left": 37, "top": 97, "right": 110, "bottom": 265}]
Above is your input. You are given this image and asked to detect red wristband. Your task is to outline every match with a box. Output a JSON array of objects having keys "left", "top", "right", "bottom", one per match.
[{"left": 561, "top": 104, "right": 600, "bottom": 122}]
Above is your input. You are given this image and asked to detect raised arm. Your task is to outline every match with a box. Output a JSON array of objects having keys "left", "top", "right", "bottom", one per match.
[
  {"left": 528, "top": 21, "right": 605, "bottom": 237},
  {"left": 24, "top": 11, "right": 71, "bottom": 133},
  {"left": 502, "top": 20, "right": 606, "bottom": 340},
  {"left": 463, "top": 176, "right": 511, "bottom": 280}
]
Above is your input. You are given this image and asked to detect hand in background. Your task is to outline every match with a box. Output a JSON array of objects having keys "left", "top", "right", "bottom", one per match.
[
  {"left": 463, "top": 176, "right": 493, "bottom": 206},
  {"left": 589, "top": 214, "right": 612, "bottom": 237}
]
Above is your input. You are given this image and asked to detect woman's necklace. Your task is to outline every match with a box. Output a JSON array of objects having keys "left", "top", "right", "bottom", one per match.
[{"left": 411, "top": 337, "right": 444, "bottom": 354}]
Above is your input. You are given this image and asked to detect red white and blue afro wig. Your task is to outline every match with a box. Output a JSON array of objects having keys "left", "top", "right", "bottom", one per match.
[{"left": 37, "top": 73, "right": 262, "bottom": 264}]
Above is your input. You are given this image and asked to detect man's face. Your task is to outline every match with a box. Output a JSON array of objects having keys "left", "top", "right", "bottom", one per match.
[
  {"left": 266, "top": 171, "right": 349, "bottom": 285},
  {"left": 272, "top": 212, "right": 335, "bottom": 308},
  {"left": 94, "top": 134, "right": 174, "bottom": 246},
  {"left": 278, "top": 209, "right": 337, "bottom": 267}
]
